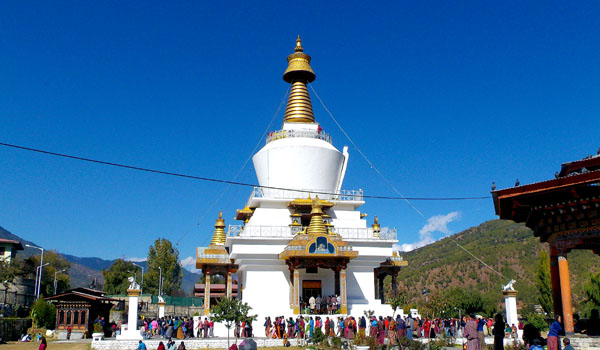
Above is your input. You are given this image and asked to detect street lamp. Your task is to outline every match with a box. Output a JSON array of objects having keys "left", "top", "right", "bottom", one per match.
[
  {"left": 54, "top": 269, "right": 67, "bottom": 295},
  {"left": 35, "top": 263, "right": 49, "bottom": 298},
  {"left": 131, "top": 263, "right": 144, "bottom": 295},
  {"left": 158, "top": 266, "right": 162, "bottom": 296},
  {"left": 26, "top": 244, "right": 44, "bottom": 299}
]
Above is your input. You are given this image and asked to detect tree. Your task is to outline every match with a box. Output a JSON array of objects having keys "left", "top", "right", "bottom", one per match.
[
  {"left": 0, "top": 259, "right": 18, "bottom": 311},
  {"left": 535, "top": 250, "right": 553, "bottom": 316},
  {"left": 583, "top": 270, "right": 600, "bottom": 315},
  {"left": 210, "top": 296, "right": 257, "bottom": 347},
  {"left": 30, "top": 298, "right": 56, "bottom": 329},
  {"left": 102, "top": 259, "right": 138, "bottom": 295},
  {"left": 385, "top": 286, "right": 408, "bottom": 317},
  {"left": 144, "top": 238, "right": 183, "bottom": 296},
  {"left": 25, "top": 251, "right": 70, "bottom": 296}
]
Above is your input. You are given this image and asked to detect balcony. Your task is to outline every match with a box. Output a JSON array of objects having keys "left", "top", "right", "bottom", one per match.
[
  {"left": 250, "top": 187, "right": 363, "bottom": 202},
  {"left": 227, "top": 225, "right": 396, "bottom": 240},
  {"left": 266, "top": 129, "right": 332, "bottom": 145}
]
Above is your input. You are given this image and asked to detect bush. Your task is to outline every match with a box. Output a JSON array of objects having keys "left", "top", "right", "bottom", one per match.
[
  {"left": 524, "top": 312, "right": 549, "bottom": 331},
  {"left": 30, "top": 299, "right": 56, "bottom": 329},
  {"left": 313, "top": 327, "right": 326, "bottom": 345},
  {"left": 365, "top": 336, "right": 378, "bottom": 350},
  {"left": 330, "top": 336, "right": 342, "bottom": 348}
]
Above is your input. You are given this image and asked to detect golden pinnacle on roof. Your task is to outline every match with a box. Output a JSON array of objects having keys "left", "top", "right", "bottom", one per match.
[
  {"left": 372, "top": 216, "right": 381, "bottom": 238},
  {"left": 210, "top": 211, "right": 227, "bottom": 246},
  {"left": 282, "top": 36, "right": 316, "bottom": 124},
  {"left": 306, "top": 196, "right": 328, "bottom": 235}
]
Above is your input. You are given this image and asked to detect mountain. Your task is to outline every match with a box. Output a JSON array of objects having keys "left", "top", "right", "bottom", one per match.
[
  {"left": 0, "top": 225, "right": 200, "bottom": 295},
  {"left": 395, "top": 219, "right": 598, "bottom": 312}
]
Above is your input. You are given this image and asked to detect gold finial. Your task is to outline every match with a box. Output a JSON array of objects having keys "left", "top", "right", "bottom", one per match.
[
  {"left": 306, "top": 196, "right": 328, "bottom": 235},
  {"left": 372, "top": 216, "right": 381, "bottom": 237},
  {"left": 295, "top": 35, "right": 303, "bottom": 52},
  {"left": 282, "top": 36, "right": 316, "bottom": 124},
  {"left": 210, "top": 211, "right": 227, "bottom": 245}
]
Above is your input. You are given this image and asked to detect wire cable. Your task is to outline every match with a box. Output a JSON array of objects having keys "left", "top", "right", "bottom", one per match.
[
  {"left": 309, "top": 84, "right": 426, "bottom": 218},
  {"left": 190, "top": 85, "right": 290, "bottom": 247},
  {"left": 308, "top": 84, "right": 514, "bottom": 285},
  {"left": 0, "top": 141, "right": 490, "bottom": 201}
]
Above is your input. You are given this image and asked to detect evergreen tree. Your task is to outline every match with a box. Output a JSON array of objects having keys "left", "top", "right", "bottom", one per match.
[
  {"left": 583, "top": 270, "right": 600, "bottom": 314},
  {"left": 102, "top": 259, "right": 138, "bottom": 295},
  {"left": 535, "top": 250, "right": 553, "bottom": 315},
  {"left": 143, "top": 238, "right": 183, "bottom": 296}
]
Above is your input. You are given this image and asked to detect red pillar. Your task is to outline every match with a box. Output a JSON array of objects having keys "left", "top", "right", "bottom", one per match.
[
  {"left": 549, "top": 250, "right": 562, "bottom": 318},
  {"left": 558, "top": 255, "right": 574, "bottom": 333}
]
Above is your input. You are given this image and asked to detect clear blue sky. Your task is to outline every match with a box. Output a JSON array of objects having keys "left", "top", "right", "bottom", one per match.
[{"left": 1, "top": 1, "right": 599, "bottom": 268}]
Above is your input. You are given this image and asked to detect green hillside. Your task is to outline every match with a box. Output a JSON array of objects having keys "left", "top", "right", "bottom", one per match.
[{"left": 396, "top": 219, "right": 599, "bottom": 314}]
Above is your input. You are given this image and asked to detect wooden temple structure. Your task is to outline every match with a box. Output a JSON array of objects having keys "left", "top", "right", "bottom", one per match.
[
  {"left": 45, "top": 287, "right": 117, "bottom": 337},
  {"left": 196, "top": 211, "right": 238, "bottom": 315},
  {"left": 492, "top": 152, "right": 600, "bottom": 333}
]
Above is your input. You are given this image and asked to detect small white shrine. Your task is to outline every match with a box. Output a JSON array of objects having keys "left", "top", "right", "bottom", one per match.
[{"left": 196, "top": 37, "right": 406, "bottom": 331}]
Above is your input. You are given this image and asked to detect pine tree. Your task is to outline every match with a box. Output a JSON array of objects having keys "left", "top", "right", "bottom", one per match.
[
  {"left": 102, "top": 259, "right": 138, "bottom": 295},
  {"left": 143, "top": 238, "right": 183, "bottom": 296},
  {"left": 535, "top": 250, "right": 553, "bottom": 315}
]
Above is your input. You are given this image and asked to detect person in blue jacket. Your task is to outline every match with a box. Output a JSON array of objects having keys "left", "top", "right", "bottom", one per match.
[{"left": 547, "top": 315, "right": 564, "bottom": 350}]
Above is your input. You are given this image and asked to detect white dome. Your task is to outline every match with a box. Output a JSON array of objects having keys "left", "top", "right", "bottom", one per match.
[{"left": 252, "top": 136, "right": 347, "bottom": 197}]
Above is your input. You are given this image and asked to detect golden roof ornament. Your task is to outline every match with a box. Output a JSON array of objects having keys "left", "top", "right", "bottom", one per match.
[
  {"left": 306, "top": 196, "right": 328, "bottom": 235},
  {"left": 210, "top": 211, "right": 227, "bottom": 246},
  {"left": 372, "top": 216, "right": 381, "bottom": 238},
  {"left": 282, "top": 36, "right": 316, "bottom": 124}
]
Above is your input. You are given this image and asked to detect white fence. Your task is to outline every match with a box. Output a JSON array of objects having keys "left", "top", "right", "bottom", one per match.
[{"left": 227, "top": 225, "right": 396, "bottom": 240}]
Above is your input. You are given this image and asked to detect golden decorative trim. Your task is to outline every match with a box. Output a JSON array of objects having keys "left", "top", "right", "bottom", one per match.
[
  {"left": 127, "top": 289, "right": 141, "bottom": 297},
  {"left": 372, "top": 216, "right": 381, "bottom": 237},
  {"left": 282, "top": 36, "right": 316, "bottom": 123},
  {"left": 503, "top": 290, "right": 518, "bottom": 297},
  {"left": 210, "top": 211, "right": 227, "bottom": 246}
]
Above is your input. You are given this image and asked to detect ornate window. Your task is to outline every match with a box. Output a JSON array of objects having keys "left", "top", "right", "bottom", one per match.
[
  {"left": 59, "top": 311, "right": 65, "bottom": 325},
  {"left": 74, "top": 311, "right": 79, "bottom": 325},
  {"left": 308, "top": 236, "right": 335, "bottom": 254}
]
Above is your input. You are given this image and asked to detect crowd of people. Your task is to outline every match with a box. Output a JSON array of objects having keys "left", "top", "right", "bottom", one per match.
[
  {"left": 94, "top": 307, "right": 600, "bottom": 350},
  {"left": 262, "top": 313, "right": 479, "bottom": 345},
  {"left": 299, "top": 295, "right": 341, "bottom": 314},
  {"left": 261, "top": 312, "right": 578, "bottom": 350}
]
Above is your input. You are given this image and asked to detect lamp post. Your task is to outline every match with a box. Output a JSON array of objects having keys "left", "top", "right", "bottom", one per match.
[
  {"left": 35, "top": 263, "right": 49, "bottom": 298},
  {"left": 132, "top": 263, "right": 144, "bottom": 295},
  {"left": 26, "top": 244, "right": 44, "bottom": 299},
  {"left": 158, "top": 266, "right": 162, "bottom": 296},
  {"left": 54, "top": 269, "right": 67, "bottom": 295}
]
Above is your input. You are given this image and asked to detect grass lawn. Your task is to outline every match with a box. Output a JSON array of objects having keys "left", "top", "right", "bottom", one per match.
[{"left": 1, "top": 341, "right": 90, "bottom": 350}]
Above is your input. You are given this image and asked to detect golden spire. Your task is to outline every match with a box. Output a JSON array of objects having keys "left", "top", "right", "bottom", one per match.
[
  {"left": 306, "top": 196, "right": 328, "bottom": 235},
  {"left": 210, "top": 211, "right": 227, "bottom": 246},
  {"left": 282, "top": 36, "right": 316, "bottom": 124},
  {"left": 372, "top": 216, "right": 381, "bottom": 238}
]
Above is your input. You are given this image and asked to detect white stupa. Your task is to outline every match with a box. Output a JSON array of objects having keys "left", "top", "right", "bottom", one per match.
[{"left": 197, "top": 37, "right": 406, "bottom": 331}]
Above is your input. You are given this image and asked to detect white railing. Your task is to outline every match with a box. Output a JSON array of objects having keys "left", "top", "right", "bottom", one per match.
[
  {"left": 251, "top": 187, "right": 364, "bottom": 201},
  {"left": 227, "top": 225, "right": 396, "bottom": 240},
  {"left": 378, "top": 227, "right": 398, "bottom": 240},
  {"left": 266, "top": 129, "right": 332, "bottom": 144},
  {"left": 228, "top": 225, "right": 295, "bottom": 238}
]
